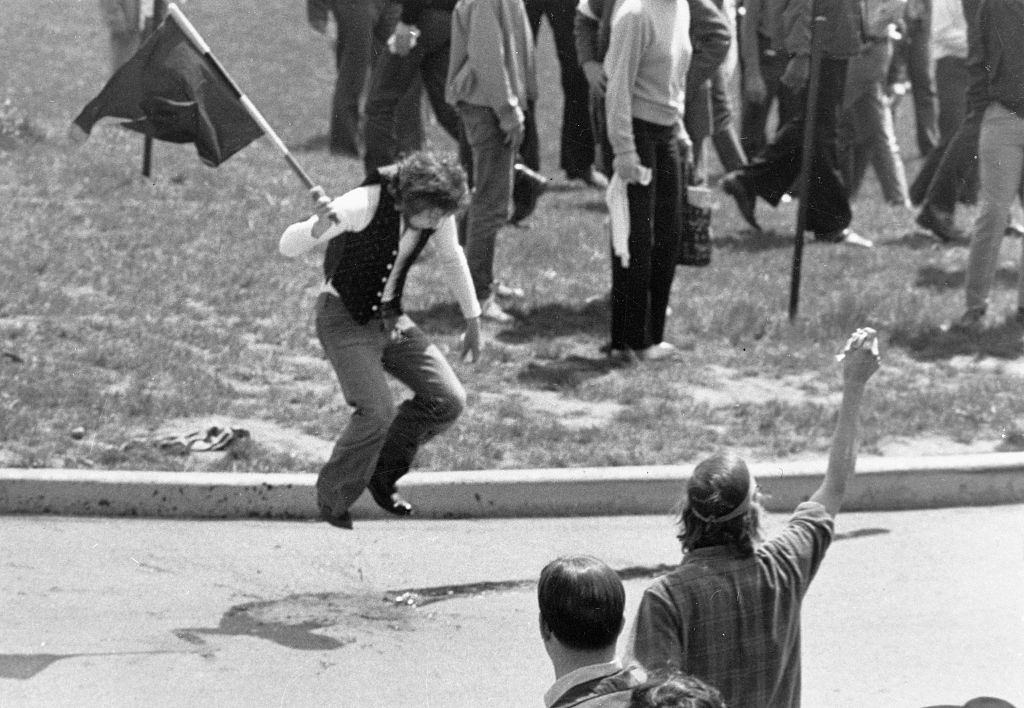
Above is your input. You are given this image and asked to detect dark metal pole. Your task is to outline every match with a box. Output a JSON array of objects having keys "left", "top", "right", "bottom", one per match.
[
  {"left": 141, "top": 0, "right": 167, "bottom": 178},
  {"left": 788, "top": 13, "right": 827, "bottom": 321}
]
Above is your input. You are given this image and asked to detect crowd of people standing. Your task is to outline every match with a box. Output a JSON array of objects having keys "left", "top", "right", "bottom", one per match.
[
  {"left": 89, "top": 1, "right": 1024, "bottom": 702},
  {"left": 265, "top": 0, "right": 1024, "bottom": 530}
]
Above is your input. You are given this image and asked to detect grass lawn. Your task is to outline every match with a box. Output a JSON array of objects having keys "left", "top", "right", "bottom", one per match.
[{"left": 3, "top": 0, "right": 1024, "bottom": 474}]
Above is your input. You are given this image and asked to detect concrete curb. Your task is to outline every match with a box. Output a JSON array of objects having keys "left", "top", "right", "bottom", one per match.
[{"left": 2, "top": 452, "right": 1023, "bottom": 520}]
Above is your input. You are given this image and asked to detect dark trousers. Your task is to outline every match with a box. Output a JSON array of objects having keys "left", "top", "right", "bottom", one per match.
[
  {"left": 890, "top": 16, "right": 938, "bottom": 157},
  {"left": 610, "top": 119, "right": 682, "bottom": 351},
  {"left": 742, "top": 56, "right": 851, "bottom": 237},
  {"left": 740, "top": 35, "right": 798, "bottom": 159},
  {"left": 590, "top": 91, "right": 614, "bottom": 176},
  {"left": 524, "top": 0, "right": 595, "bottom": 175},
  {"left": 327, "top": 0, "right": 421, "bottom": 156},
  {"left": 686, "top": 71, "right": 748, "bottom": 182},
  {"left": 362, "top": 8, "right": 461, "bottom": 171},
  {"left": 920, "top": 107, "right": 983, "bottom": 213},
  {"left": 909, "top": 55, "right": 975, "bottom": 206},
  {"left": 315, "top": 295, "right": 465, "bottom": 515}
]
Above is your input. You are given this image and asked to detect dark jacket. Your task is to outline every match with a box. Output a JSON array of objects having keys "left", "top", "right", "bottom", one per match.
[
  {"left": 782, "top": 0, "right": 864, "bottom": 58},
  {"left": 966, "top": 0, "right": 1024, "bottom": 117},
  {"left": 323, "top": 171, "right": 434, "bottom": 324},
  {"left": 550, "top": 666, "right": 644, "bottom": 708},
  {"left": 396, "top": 0, "right": 458, "bottom": 26}
]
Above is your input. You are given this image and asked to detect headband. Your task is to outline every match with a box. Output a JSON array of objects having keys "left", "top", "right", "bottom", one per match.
[{"left": 690, "top": 472, "right": 758, "bottom": 524}]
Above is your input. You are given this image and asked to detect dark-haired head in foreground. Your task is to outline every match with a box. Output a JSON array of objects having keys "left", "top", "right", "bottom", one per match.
[
  {"left": 539, "top": 554, "right": 626, "bottom": 652},
  {"left": 539, "top": 555, "right": 644, "bottom": 707}
]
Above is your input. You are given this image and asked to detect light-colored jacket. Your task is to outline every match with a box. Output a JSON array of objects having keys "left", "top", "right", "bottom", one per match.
[
  {"left": 603, "top": 0, "right": 692, "bottom": 158},
  {"left": 446, "top": 0, "right": 538, "bottom": 133}
]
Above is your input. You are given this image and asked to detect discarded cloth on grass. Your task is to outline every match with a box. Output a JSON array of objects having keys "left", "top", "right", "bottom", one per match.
[{"left": 156, "top": 426, "right": 250, "bottom": 455}]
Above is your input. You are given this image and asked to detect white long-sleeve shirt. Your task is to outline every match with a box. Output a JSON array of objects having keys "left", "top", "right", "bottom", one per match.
[
  {"left": 930, "top": 0, "right": 967, "bottom": 60},
  {"left": 279, "top": 185, "right": 482, "bottom": 319}
]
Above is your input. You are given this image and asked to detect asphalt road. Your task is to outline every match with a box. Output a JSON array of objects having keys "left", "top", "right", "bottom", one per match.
[{"left": 2, "top": 505, "right": 1022, "bottom": 707}]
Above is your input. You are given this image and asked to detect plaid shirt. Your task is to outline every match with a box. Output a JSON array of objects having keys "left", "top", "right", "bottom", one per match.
[{"left": 628, "top": 502, "right": 834, "bottom": 708}]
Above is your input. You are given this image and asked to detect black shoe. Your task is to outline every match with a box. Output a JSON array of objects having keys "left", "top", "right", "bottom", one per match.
[
  {"left": 510, "top": 163, "right": 548, "bottom": 225},
  {"left": 721, "top": 171, "right": 760, "bottom": 231},
  {"left": 916, "top": 205, "right": 964, "bottom": 243},
  {"left": 367, "top": 478, "right": 414, "bottom": 516},
  {"left": 319, "top": 506, "right": 353, "bottom": 530}
]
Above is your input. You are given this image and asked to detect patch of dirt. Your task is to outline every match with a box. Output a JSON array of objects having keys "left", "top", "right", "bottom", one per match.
[
  {"left": 504, "top": 389, "right": 625, "bottom": 430},
  {"left": 143, "top": 357, "right": 1024, "bottom": 468},
  {"left": 685, "top": 365, "right": 838, "bottom": 408}
]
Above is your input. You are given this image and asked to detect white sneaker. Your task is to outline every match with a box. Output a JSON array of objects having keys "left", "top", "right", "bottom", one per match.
[
  {"left": 480, "top": 296, "right": 514, "bottom": 323},
  {"left": 639, "top": 341, "right": 677, "bottom": 361},
  {"left": 491, "top": 281, "right": 525, "bottom": 299},
  {"left": 839, "top": 229, "right": 874, "bottom": 248}
]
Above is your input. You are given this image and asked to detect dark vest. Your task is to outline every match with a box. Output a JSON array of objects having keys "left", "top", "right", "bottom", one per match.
[{"left": 322, "top": 170, "right": 434, "bottom": 324}]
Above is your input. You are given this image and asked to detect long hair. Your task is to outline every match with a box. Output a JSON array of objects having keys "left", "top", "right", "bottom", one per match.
[
  {"left": 676, "top": 452, "right": 764, "bottom": 557},
  {"left": 391, "top": 150, "right": 469, "bottom": 215}
]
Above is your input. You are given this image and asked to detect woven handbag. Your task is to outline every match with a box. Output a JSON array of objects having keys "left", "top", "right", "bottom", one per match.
[{"left": 679, "top": 186, "right": 712, "bottom": 267}]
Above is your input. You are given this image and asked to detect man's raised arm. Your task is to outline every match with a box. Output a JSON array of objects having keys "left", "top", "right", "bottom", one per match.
[{"left": 809, "top": 328, "right": 881, "bottom": 516}]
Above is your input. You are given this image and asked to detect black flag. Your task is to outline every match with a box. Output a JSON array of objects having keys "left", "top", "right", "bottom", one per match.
[{"left": 73, "top": 15, "right": 263, "bottom": 167}]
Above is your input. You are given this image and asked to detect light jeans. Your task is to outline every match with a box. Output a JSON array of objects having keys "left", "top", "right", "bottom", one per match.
[
  {"left": 458, "top": 102, "right": 519, "bottom": 300},
  {"left": 838, "top": 39, "right": 910, "bottom": 205},
  {"left": 965, "top": 103, "right": 1024, "bottom": 314}
]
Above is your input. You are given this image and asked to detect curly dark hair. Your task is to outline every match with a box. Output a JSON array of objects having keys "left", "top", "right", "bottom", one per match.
[
  {"left": 676, "top": 452, "right": 764, "bottom": 558},
  {"left": 630, "top": 670, "right": 727, "bottom": 708},
  {"left": 391, "top": 150, "right": 469, "bottom": 215}
]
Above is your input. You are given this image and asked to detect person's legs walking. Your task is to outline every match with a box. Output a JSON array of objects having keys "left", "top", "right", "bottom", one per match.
[
  {"left": 329, "top": 0, "right": 386, "bottom": 156},
  {"left": 375, "top": 0, "right": 424, "bottom": 154},
  {"left": 363, "top": 45, "right": 424, "bottom": 170},
  {"left": 738, "top": 79, "right": 803, "bottom": 206},
  {"left": 911, "top": 55, "right": 969, "bottom": 204},
  {"left": 867, "top": 78, "right": 911, "bottom": 205},
  {"left": 838, "top": 45, "right": 876, "bottom": 199},
  {"left": 544, "top": 0, "right": 597, "bottom": 176},
  {"left": 964, "top": 105, "right": 1024, "bottom": 317},
  {"left": 417, "top": 8, "right": 463, "bottom": 143},
  {"left": 709, "top": 67, "right": 747, "bottom": 173},
  {"left": 905, "top": 13, "right": 938, "bottom": 157},
  {"left": 459, "top": 103, "right": 517, "bottom": 305},
  {"left": 806, "top": 57, "right": 854, "bottom": 239},
  {"left": 858, "top": 40, "right": 909, "bottom": 205},
  {"left": 925, "top": 109, "right": 982, "bottom": 213},
  {"left": 685, "top": 80, "right": 712, "bottom": 184}
]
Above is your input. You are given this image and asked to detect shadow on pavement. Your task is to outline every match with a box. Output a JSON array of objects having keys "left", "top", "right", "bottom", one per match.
[{"left": 0, "top": 650, "right": 186, "bottom": 680}]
